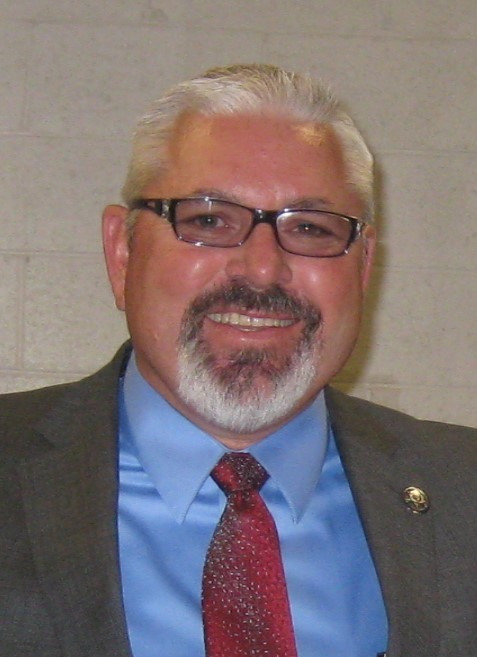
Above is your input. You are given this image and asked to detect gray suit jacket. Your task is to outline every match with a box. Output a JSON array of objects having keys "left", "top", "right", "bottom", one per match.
[{"left": 2, "top": 344, "right": 477, "bottom": 657}]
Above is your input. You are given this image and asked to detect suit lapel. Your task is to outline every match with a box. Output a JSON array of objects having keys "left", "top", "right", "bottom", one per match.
[
  {"left": 18, "top": 348, "right": 133, "bottom": 657},
  {"left": 326, "top": 388, "right": 440, "bottom": 657}
]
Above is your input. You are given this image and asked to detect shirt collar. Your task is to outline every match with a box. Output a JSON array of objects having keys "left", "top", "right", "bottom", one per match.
[
  {"left": 249, "top": 396, "right": 329, "bottom": 522},
  {"left": 121, "top": 352, "right": 329, "bottom": 523}
]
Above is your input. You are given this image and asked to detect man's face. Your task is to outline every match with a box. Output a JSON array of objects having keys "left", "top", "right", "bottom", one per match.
[{"left": 103, "top": 112, "right": 375, "bottom": 447}]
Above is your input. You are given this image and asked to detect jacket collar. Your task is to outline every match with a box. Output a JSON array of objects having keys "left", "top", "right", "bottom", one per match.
[
  {"left": 18, "top": 345, "right": 133, "bottom": 657},
  {"left": 325, "top": 387, "right": 440, "bottom": 657}
]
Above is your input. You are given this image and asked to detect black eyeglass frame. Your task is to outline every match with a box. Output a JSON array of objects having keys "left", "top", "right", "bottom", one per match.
[{"left": 129, "top": 196, "right": 367, "bottom": 258}]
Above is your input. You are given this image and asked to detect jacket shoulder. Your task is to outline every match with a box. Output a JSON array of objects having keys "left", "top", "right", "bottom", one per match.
[
  {"left": 327, "top": 385, "right": 476, "bottom": 430},
  {"left": 326, "top": 386, "right": 477, "bottom": 451},
  {"left": 0, "top": 343, "right": 130, "bottom": 459}
]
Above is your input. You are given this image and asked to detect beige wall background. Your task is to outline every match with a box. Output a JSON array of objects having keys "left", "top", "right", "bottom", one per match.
[{"left": 0, "top": 0, "right": 476, "bottom": 427}]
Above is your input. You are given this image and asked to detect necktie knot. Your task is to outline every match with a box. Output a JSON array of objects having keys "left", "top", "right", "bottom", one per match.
[{"left": 211, "top": 453, "right": 268, "bottom": 495}]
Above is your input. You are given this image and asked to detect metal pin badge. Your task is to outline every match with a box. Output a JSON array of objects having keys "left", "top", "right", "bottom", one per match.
[{"left": 402, "top": 486, "right": 430, "bottom": 514}]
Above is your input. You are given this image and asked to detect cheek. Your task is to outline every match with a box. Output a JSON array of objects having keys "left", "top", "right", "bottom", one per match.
[
  {"left": 303, "top": 258, "right": 363, "bottom": 305},
  {"left": 124, "top": 237, "right": 231, "bottom": 333},
  {"left": 301, "top": 261, "right": 365, "bottom": 341},
  {"left": 326, "top": 274, "right": 364, "bottom": 313},
  {"left": 152, "top": 247, "right": 232, "bottom": 310}
]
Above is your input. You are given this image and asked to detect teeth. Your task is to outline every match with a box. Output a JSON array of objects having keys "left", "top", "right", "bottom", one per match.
[{"left": 208, "top": 312, "right": 295, "bottom": 328}]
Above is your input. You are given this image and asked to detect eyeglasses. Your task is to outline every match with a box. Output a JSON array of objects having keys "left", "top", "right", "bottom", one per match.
[{"left": 130, "top": 196, "right": 366, "bottom": 258}]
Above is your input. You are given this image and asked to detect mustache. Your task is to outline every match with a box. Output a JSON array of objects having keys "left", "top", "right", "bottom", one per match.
[{"left": 180, "top": 279, "right": 322, "bottom": 343}]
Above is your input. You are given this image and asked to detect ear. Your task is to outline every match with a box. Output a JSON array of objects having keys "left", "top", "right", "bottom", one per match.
[
  {"left": 102, "top": 204, "right": 130, "bottom": 311},
  {"left": 359, "top": 223, "right": 376, "bottom": 292}
]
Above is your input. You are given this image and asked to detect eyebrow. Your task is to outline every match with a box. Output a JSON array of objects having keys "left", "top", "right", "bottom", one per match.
[
  {"left": 186, "top": 188, "right": 333, "bottom": 210},
  {"left": 285, "top": 197, "right": 333, "bottom": 210}
]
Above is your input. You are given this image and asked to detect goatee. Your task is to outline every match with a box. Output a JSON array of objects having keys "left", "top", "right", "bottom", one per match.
[{"left": 177, "top": 280, "right": 322, "bottom": 432}]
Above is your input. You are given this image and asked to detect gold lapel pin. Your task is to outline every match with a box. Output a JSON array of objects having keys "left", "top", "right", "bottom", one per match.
[{"left": 402, "top": 486, "right": 430, "bottom": 514}]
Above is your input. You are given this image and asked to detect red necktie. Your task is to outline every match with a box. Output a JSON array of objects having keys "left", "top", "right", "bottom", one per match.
[{"left": 202, "top": 452, "right": 298, "bottom": 657}]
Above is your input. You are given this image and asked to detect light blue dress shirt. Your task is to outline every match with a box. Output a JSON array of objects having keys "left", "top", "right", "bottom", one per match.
[{"left": 118, "top": 353, "right": 388, "bottom": 656}]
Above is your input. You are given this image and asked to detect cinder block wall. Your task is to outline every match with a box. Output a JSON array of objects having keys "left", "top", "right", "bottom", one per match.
[{"left": 1, "top": 1, "right": 476, "bottom": 427}]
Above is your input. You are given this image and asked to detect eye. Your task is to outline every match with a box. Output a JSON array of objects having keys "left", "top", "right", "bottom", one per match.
[
  {"left": 280, "top": 211, "right": 349, "bottom": 243},
  {"left": 174, "top": 200, "right": 249, "bottom": 246},
  {"left": 285, "top": 220, "right": 336, "bottom": 241},
  {"left": 185, "top": 213, "right": 227, "bottom": 230},
  {"left": 294, "top": 222, "right": 332, "bottom": 237}
]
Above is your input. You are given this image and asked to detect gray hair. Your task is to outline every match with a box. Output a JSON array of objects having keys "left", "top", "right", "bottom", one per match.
[{"left": 122, "top": 63, "right": 374, "bottom": 222}]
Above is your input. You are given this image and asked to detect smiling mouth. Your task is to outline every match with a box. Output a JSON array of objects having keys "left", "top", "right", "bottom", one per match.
[{"left": 207, "top": 312, "right": 296, "bottom": 329}]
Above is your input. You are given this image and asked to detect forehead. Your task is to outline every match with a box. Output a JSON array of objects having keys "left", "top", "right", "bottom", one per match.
[
  {"left": 168, "top": 112, "right": 340, "bottom": 168},
  {"left": 151, "top": 112, "right": 358, "bottom": 211}
]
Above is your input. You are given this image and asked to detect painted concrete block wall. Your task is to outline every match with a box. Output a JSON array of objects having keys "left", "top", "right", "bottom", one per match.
[{"left": 0, "top": 0, "right": 476, "bottom": 426}]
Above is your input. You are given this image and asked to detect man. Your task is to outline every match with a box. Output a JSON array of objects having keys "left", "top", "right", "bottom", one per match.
[{"left": 1, "top": 64, "right": 477, "bottom": 657}]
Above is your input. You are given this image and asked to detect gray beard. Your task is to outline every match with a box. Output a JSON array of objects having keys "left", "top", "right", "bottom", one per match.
[{"left": 176, "top": 280, "right": 321, "bottom": 433}]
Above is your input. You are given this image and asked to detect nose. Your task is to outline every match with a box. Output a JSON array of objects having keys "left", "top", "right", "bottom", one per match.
[{"left": 224, "top": 223, "right": 293, "bottom": 288}]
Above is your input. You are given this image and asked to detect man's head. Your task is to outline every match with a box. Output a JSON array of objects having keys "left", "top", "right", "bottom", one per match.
[{"left": 103, "top": 64, "right": 376, "bottom": 448}]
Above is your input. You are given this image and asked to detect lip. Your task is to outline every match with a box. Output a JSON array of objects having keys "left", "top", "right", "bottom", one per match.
[{"left": 207, "top": 311, "right": 296, "bottom": 330}]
